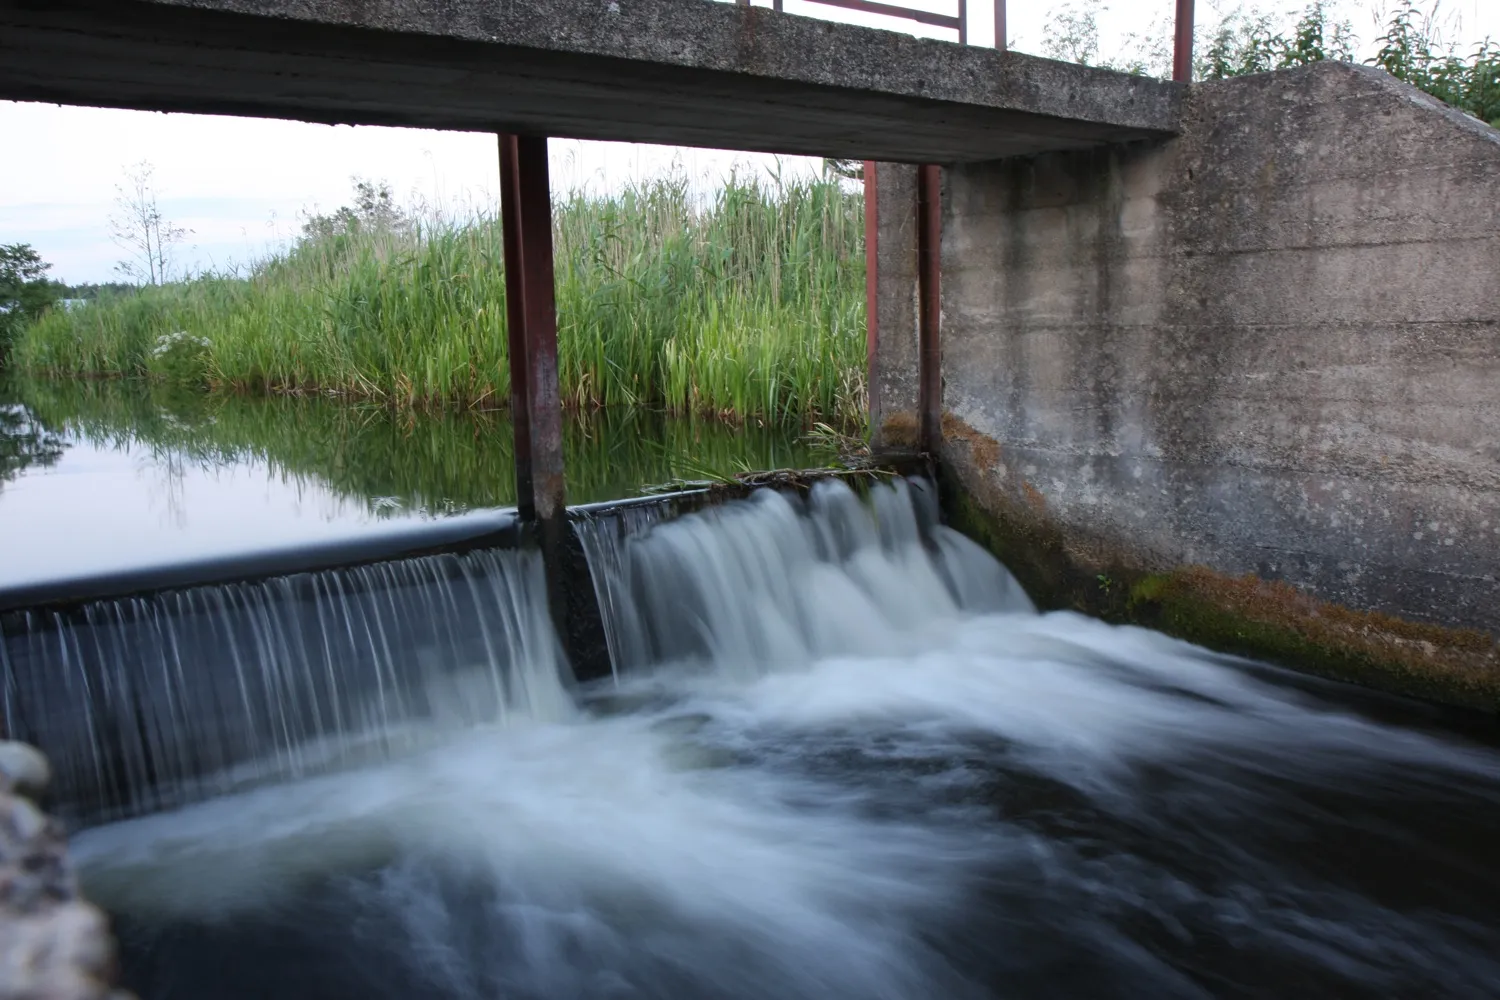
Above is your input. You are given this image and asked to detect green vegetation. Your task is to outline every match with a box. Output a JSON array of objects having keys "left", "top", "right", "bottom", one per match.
[
  {"left": 3, "top": 375, "right": 839, "bottom": 514},
  {"left": 0, "top": 244, "right": 62, "bottom": 368},
  {"left": 1041, "top": 0, "right": 1500, "bottom": 127},
  {"left": 1202, "top": 1, "right": 1500, "bottom": 126},
  {"left": 15, "top": 172, "right": 867, "bottom": 429}
]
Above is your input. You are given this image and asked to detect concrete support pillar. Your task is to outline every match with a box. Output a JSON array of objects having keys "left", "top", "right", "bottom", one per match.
[
  {"left": 916, "top": 163, "right": 943, "bottom": 455},
  {"left": 863, "top": 159, "right": 879, "bottom": 425},
  {"left": 868, "top": 162, "right": 920, "bottom": 451}
]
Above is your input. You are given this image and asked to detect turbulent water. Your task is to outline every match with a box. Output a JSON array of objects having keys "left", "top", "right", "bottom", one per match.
[
  {"left": 1, "top": 547, "right": 569, "bottom": 823},
  {"left": 62, "top": 479, "right": 1500, "bottom": 999}
]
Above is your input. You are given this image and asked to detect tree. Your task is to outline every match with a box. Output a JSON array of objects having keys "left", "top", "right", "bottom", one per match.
[
  {"left": 1041, "top": 0, "right": 1103, "bottom": 67},
  {"left": 0, "top": 244, "right": 62, "bottom": 366},
  {"left": 299, "top": 177, "right": 413, "bottom": 244},
  {"left": 110, "top": 160, "right": 190, "bottom": 285},
  {"left": 1038, "top": 0, "right": 1171, "bottom": 77},
  {"left": 821, "top": 159, "right": 864, "bottom": 182},
  {"left": 1367, "top": 1, "right": 1500, "bottom": 126}
]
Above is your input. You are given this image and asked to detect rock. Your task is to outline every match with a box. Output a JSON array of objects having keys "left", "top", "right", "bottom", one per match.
[
  {"left": 0, "top": 901, "right": 115, "bottom": 1000},
  {"left": 0, "top": 745, "right": 132, "bottom": 1000},
  {"left": 0, "top": 745, "right": 50, "bottom": 802}
]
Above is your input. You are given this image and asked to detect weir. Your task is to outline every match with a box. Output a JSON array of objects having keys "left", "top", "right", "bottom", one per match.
[
  {"left": 0, "top": 544, "right": 570, "bottom": 826},
  {"left": 2, "top": 475, "right": 946, "bottom": 827},
  {"left": 36, "top": 476, "right": 1500, "bottom": 1000},
  {"left": 2, "top": 1, "right": 1498, "bottom": 992}
]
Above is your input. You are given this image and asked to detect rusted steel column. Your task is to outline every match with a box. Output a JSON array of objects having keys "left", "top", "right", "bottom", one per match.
[
  {"left": 499, "top": 132, "right": 587, "bottom": 671},
  {"left": 916, "top": 163, "right": 942, "bottom": 455},
  {"left": 498, "top": 133, "right": 566, "bottom": 523},
  {"left": 1173, "top": 0, "right": 1195, "bottom": 81},
  {"left": 994, "top": 0, "right": 1006, "bottom": 49},
  {"left": 498, "top": 134, "right": 533, "bottom": 517},
  {"left": 863, "top": 160, "right": 879, "bottom": 431}
]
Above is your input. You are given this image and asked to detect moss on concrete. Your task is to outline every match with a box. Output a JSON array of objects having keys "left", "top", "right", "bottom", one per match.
[
  {"left": 1128, "top": 568, "right": 1500, "bottom": 712},
  {"left": 941, "top": 458, "right": 1500, "bottom": 713}
]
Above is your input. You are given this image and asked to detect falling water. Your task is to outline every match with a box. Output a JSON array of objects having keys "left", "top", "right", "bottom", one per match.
[
  {"left": 0, "top": 547, "right": 569, "bottom": 825},
  {"left": 575, "top": 477, "right": 1034, "bottom": 677},
  {"left": 40, "top": 479, "right": 1500, "bottom": 999}
]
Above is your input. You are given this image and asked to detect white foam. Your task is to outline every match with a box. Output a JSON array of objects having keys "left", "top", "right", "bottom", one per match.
[{"left": 73, "top": 479, "right": 1500, "bottom": 998}]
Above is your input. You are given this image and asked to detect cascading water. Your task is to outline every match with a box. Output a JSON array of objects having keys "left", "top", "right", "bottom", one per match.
[
  {"left": 39, "top": 479, "right": 1500, "bottom": 999},
  {"left": 575, "top": 478, "right": 1033, "bottom": 678},
  {"left": 0, "top": 547, "right": 569, "bottom": 825}
]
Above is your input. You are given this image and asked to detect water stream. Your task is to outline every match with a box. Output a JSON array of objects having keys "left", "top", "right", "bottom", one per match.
[{"left": 48, "top": 478, "right": 1500, "bottom": 1000}]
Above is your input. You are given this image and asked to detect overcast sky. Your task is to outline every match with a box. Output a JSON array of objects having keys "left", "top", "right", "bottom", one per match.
[{"left": 2, "top": 0, "right": 1496, "bottom": 284}]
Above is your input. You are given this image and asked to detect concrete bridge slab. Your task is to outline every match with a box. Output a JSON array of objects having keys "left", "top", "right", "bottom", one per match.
[{"left": 0, "top": 0, "right": 1179, "bottom": 161}]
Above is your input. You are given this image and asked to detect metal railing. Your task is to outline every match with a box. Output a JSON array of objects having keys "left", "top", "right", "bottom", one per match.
[
  {"left": 738, "top": 0, "right": 973, "bottom": 45},
  {"left": 736, "top": 0, "right": 1198, "bottom": 80}
]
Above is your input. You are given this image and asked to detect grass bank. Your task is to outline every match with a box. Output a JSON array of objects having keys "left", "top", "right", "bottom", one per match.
[{"left": 16, "top": 173, "right": 866, "bottom": 429}]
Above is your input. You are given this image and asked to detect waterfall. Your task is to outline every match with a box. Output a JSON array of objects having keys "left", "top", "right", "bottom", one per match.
[
  {"left": 35, "top": 477, "right": 1500, "bottom": 1000},
  {"left": 0, "top": 547, "right": 570, "bottom": 826},
  {"left": 574, "top": 477, "right": 1035, "bottom": 679}
]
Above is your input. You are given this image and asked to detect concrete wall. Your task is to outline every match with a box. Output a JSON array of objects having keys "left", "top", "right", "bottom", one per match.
[
  {"left": 896, "top": 62, "right": 1499, "bottom": 656},
  {"left": 870, "top": 162, "right": 920, "bottom": 444}
]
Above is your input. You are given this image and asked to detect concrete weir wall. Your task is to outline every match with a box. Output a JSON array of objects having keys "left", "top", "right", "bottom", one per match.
[{"left": 888, "top": 62, "right": 1500, "bottom": 707}]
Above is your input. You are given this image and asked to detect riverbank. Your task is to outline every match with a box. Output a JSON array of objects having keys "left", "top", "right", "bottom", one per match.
[{"left": 14, "top": 174, "right": 866, "bottom": 429}]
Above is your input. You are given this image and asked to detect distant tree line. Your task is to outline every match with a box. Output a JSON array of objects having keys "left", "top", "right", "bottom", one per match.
[
  {"left": 0, "top": 244, "right": 62, "bottom": 367},
  {"left": 60, "top": 282, "right": 137, "bottom": 301}
]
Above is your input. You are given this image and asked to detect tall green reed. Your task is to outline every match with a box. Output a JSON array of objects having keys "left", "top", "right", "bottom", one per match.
[{"left": 17, "top": 172, "right": 867, "bottom": 429}]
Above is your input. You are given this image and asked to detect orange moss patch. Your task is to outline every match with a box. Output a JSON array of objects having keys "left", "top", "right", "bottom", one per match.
[
  {"left": 878, "top": 410, "right": 920, "bottom": 450},
  {"left": 1021, "top": 481, "right": 1047, "bottom": 513},
  {"left": 940, "top": 413, "right": 1001, "bottom": 470}
]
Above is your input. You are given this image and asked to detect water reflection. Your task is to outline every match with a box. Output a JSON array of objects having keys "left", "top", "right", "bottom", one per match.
[
  {"left": 0, "top": 400, "right": 66, "bottom": 486},
  {"left": 0, "top": 377, "right": 837, "bottom": 588}
]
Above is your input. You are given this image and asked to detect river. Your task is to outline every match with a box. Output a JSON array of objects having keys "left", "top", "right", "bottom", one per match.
[{"left": 3, "top": 378, "right": 1498, "bottom": 999}]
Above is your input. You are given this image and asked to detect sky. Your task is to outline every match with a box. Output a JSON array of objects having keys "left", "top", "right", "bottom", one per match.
[{"left": 2, "top": 0, "right": 1496, "bottom": 285}]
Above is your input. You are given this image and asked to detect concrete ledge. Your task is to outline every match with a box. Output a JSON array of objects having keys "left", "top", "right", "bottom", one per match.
[{"left": 932, "top": 413, "right": 1500, "bottom": 713}]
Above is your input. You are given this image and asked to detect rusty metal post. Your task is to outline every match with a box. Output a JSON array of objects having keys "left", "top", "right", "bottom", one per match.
[
  {"left": 499, "top": 132, "right": 588, "bottom": 670},
  {"left": 1173, "top": 0, "right": 1195, "bottom": 81},
  {"left": 916, "top": 163, "right": 942, "bottom": 456},
  {"left": 498, "top": 133, "right": 566, "bottom": 524},
  {"left": 863, "top": 160, "right": 879, "bottom": 432},
  {"left": 994, "top": 0, "right": 1006, "bottom": 49},
  {"left": 497, "top": 134, "right": 533, "bottom": 518}
]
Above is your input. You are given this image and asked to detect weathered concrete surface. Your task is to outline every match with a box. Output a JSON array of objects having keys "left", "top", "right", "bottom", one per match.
[
  {"left": 0, "top": 0, "right": 1178, "bottom": 162},
  {"left": 869, "top": 162, "right": 919, "bottom": 444},
  {"left": 904, "top": 61, "right": 1500, "bottom": 697}
]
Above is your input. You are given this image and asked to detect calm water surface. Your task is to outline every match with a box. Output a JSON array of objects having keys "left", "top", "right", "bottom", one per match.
[{"left": 0, "top": 377, "right": 834, "bottom": 589}]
